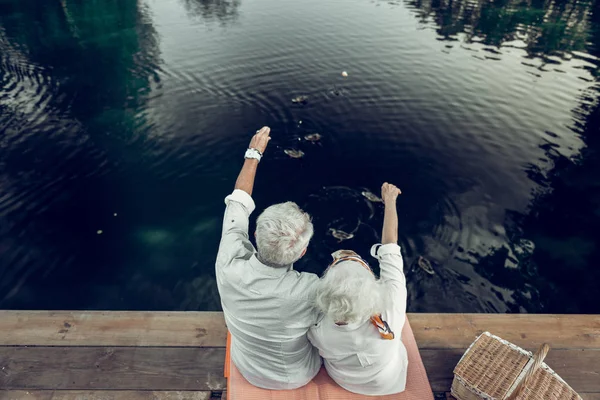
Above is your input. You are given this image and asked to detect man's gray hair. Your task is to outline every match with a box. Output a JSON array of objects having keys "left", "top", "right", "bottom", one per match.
[
  {"left": 255, "top": 202, "right": 314, "bottom": 267},
  {"left": 315, "top": 262, "right": 384, "bottom": 324}
]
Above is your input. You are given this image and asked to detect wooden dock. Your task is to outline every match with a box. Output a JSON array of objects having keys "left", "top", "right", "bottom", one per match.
[{"left": 0, "top": 312, "right": 598, "bottom": 399}]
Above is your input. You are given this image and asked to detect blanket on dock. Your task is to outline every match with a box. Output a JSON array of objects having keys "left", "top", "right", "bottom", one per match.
[{"left": 224, "top": 318, "right": 434, "bottom": 399}]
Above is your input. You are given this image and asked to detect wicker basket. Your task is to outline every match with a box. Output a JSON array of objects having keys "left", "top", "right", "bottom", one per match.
[{"left": 451, "top": 332, "right": 581, "bottom": 400}]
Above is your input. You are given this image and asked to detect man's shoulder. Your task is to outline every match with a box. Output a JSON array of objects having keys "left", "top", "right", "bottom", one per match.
[
  {"left": 277, "top": 270, "right": 320, "bottom": 301},
  {"left": 287, "top": 268, "right": 319, "bottom": 281},
  {"left": 284, "top": 269, "right": 320, "bottom": 287}
]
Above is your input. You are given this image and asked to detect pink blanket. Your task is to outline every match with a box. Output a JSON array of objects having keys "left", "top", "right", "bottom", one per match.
[{"left": 225, "top": 318, "right": 434, "bottom": 399}]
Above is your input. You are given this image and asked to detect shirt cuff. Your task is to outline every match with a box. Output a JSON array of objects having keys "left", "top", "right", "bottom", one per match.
[
  {"left": 225, "top": 189, "right": 256, "bottom": 214},
  {"left": 370, "top": 243, "right": 401, "bottom": 259}
]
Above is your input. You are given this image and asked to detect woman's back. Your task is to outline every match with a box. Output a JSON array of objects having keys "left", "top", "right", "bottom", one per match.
[{"left": 308, "top": 301, "right": 408, "bottom": 395}]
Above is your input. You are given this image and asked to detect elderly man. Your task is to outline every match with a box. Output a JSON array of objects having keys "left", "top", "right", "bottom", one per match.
[
  {"left": 308, "top": 183, "right": 408, "bottom": 396},
  {"left": 215, "top": 126, "right": 321, "bottom": 390}
]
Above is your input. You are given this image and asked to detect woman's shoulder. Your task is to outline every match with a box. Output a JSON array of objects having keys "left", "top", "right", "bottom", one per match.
[{"left": 381, "top": 306, "right": 407, "bottom": 337}]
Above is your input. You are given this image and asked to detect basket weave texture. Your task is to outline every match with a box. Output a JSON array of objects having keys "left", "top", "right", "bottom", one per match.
[
  {"left": 518, "top": 368, "right": 580, "bottom": 400},
  {"left": 451, "top": 332, "right": 582, "bottom": 400}
]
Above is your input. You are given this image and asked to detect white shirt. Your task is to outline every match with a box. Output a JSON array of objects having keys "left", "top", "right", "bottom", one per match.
[
  {"left": 215, "top": 189, "right": 322, "bottom": 390},
  {"left": 307, "top": 243, "right": 409, "bottom": 396}
]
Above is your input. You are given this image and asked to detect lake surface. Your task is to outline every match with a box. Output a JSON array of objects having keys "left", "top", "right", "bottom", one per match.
[{"left": 1, "top": 0, "right": 598, "bottom": 313}]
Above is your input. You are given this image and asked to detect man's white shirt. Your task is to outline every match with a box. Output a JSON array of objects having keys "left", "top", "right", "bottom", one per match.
[{"left": 215, "top": 189, "right": 321, "bottom": 390}]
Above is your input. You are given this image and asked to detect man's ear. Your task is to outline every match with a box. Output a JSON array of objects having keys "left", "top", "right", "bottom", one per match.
[
  {"left": 300, "top": 248, "right": 307, "bottom": 258},
  {"left": 254, "top": 231, "right": 257, "bottom": 238}
]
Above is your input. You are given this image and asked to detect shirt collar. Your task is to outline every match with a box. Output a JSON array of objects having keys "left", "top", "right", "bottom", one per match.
[{"left": 248, "top": 253, "right": 292, "bottom": 277}]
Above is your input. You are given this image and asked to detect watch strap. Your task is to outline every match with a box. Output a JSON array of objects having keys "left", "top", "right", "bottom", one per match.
[{"left": 245, "top": 148, "right": 262, "bottom": 161}]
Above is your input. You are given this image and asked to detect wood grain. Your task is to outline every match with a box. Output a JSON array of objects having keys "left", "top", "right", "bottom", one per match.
[
  {"left": 437, "top": 393, "right": 600, "bottom": 400},
  {"left": 0, "top": 347, "right": 226, "bottom": 391},
  {"left": 0, "top": 346, "right": 596, "bottom": 393},
  {"left": 0, "top": 312, "right": 598, "bottom": 398},
  {"left": 410, "top": 313, "right": 600, "bottom": 350},
  {"left": 1, "top": 312, "right": 598, "bottom": 350},
  {"left": 0, "top": 311, "right": 226, "bottom": 347},
  {"left": 1, "top": 392, "right": 595, "bottom": 400},
  {"left": 0, "top": 391, "right": 215, "bottom": 400}
]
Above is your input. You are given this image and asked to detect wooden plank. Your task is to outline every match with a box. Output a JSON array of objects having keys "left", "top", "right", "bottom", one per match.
[
  {"left": 421, "top": 349, "right": 600, "bottom": 393},
  {"left": 0, "top": 347, "right": 226, "bottom": 391},
  {"left": 0, "top": 311, "right": 227, "bottom": 347},
  {"left": 6, "top": 391, "right": 596, "bottom": 400},
  {"left": 1, "top": 346, "right": 597, "bottom": 393},
  {"left": 432, "top": 394, "right": 600, "bottom": 400},
  {"left": 434, "top": 392, "right": 600, "bottom": 400},
  {"left": 0, "top": 391, "right": 215, "bottom": 400},
  {"left": 410, "top": 313, "right": 600, "bottom": 350},
  {"left": 436, "top": 394, "right": 600, "bottom": 400},
  {"left": 1, "top": 312, "right": 599, "bottom": 350}
]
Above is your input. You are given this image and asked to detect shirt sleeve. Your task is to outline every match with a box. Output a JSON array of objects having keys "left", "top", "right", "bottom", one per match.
[
  {"left": 371, "top": 243, "right": 407, "bottom": 314},
  {"left": 216, "top": 190, "right": 257, "bottom": 272}
]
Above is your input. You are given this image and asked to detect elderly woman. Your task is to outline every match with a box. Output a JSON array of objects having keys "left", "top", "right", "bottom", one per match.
[{"left": 308, "top": 183, "right": 408, "bottom": 396}]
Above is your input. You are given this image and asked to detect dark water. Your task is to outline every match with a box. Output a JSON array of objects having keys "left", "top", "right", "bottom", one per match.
[{"left": 1, "top": 0, "right": 599, "bottom": 313}]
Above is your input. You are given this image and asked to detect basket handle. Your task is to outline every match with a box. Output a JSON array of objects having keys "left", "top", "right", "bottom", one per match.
[{"left": 506, "top": 343, "right": 550, "bottom": 400}]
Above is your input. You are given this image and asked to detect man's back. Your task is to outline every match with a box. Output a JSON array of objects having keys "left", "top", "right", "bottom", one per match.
[{"left": 216, "top": 189, "right": 321, "bottom": 389}]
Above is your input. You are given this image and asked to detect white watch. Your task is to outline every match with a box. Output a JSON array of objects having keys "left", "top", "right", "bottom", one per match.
[{"left": 244, "top": 148, "right": 262, "bottom": 162}]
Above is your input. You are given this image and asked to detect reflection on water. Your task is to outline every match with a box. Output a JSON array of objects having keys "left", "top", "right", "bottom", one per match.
[
  {"left": 405, "top": 0, "right": 591, "bottom": 56},
  {"left": 182, "top": 0, "right": 241, "bottom": 24},
  {"left": 0, "top": 0, "right": 599, "bottom": 312}
]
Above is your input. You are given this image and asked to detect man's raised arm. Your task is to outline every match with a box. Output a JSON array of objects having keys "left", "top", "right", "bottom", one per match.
[
  {"left": 234, "top": 126, "right": 271, "bottom": 196},
  {"left": 216, "top": 127, "right": 271, "bottom": 267}
]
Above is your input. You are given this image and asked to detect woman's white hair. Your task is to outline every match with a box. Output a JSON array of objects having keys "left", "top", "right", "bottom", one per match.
[
  {"left": 255, "top": 202, "right": 314, "bottom": 267},
  {"left": 315, "top": 262, "right": 385, "bottom": 324}
]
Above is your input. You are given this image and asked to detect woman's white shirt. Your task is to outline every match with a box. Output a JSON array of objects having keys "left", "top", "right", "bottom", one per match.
[{"left": 307, "top": 243, "right": 408, "bottom": 396}]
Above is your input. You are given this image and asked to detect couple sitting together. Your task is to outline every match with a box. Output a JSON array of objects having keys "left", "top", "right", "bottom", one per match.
[{"left": 216, "top": 126, "right": 408, "bottom": 396}]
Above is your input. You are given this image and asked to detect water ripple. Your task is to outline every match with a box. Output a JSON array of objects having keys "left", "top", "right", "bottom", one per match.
[{"left": 0, "top": 0, "right": 598, "bottom": 312}]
